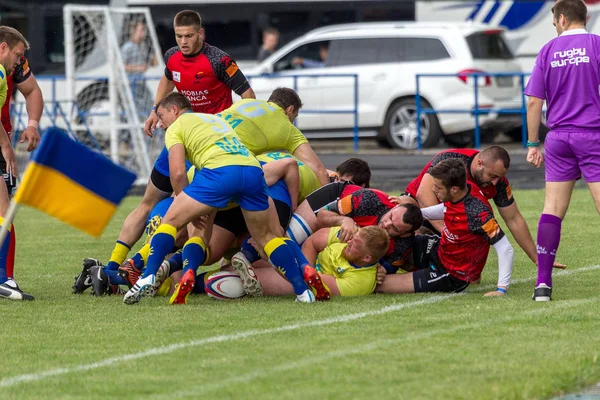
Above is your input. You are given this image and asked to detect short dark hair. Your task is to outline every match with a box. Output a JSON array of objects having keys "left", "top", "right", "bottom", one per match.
[
  {"left": 480, "top": 145, "right": 511, "bottom": 169},
  {"left": 552, "top": 0, "right": 587, "bottom": 25},
  {"left": 336, "top": 158, "right": 371, "bottom": 188},
  {"left": 268, "top": 87, "right": 303, "bottom": 112},
  {"left": 174, "top": 10, "right": 202, "bottom": 29},
  {"left": 429, "top": 158, "right": 467, "bottom": 190},
  {"left": 156, "top": 92, "right": 192, "bottom": 111},
  {"left": 0, "top": 26, "right": 29, "bottom": 50},
  {"left": 399, "top": 203, "right": 423, "bottom": 232},
  {"left": 263, "top": 26, "right": 279, "bottom": 37}
]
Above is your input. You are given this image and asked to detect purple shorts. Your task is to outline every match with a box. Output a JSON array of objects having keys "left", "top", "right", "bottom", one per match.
[{"left": 545, "top": 131, "right": 600, "bottom": 182}]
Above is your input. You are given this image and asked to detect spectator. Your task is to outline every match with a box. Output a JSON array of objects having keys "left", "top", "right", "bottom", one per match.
[
  {"left": 120, "top": 20, "right": 155, "bottom": 116},
  {"left": 292, "top": 42, "right": 328, "bottom": 68},
  {"left": 257, "top": 27, "right": 279, "bottom": 62}
]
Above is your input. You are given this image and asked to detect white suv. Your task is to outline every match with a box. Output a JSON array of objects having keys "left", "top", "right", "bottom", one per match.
[{"left": 246, "top": 22, "right": 524, "bottom": 149}]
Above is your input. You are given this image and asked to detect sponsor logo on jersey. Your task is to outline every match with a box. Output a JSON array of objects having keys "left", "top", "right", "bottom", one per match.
[{"left": 173, "top": 71, "right": 181, "bottom": 82}]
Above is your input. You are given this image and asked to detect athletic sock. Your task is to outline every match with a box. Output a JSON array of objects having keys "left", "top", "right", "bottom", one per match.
[
  {"left": 106, "top": 240, "right": 131, "bottom": 271},
  {"left": 182, "top": 237, "right": 208, "bottom": 275},
  {"left": 264, "top": 237, "right": 309, "bottom": 295},
  {"left": 0, "top": 217, "right": 13, "bottom": 285},
  {"left": 536, "top": 213, "right": 562, "bottom": 288},
  {"left": 143, "top": 224, "right": 176, "bottom": 278}
]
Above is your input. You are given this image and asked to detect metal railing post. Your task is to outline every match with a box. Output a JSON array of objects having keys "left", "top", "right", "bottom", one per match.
[{"left": 416, "top": 74, "right": 422, "bottom": 150}]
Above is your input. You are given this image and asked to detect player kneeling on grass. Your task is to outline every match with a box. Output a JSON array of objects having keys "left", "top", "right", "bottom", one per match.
[
  {"left": 376, "top": 159, "right": 514, "bottom": 296},
  {"left": 232, "top": 225, "right": 390, "bottom": 298},
  {"left": 123, "top": 92, "right": 321, "bottom": 305}
]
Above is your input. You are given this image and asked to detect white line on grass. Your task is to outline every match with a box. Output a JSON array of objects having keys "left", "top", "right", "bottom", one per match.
[
  {"left": 2, "top": 264, "right": 599, "bottom": 389},
  {"left": 158, "top": 296, "right": 600, "bottom": 398}
]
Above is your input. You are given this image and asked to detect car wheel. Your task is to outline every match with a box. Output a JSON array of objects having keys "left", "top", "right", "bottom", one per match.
[{"left": 380, "top": 98, "right": 441, "bottom": 149}]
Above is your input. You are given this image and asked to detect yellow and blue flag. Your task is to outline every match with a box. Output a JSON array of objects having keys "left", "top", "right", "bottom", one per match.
[{"left": 13, "top": 128, "right": 136, "bottom": 237}]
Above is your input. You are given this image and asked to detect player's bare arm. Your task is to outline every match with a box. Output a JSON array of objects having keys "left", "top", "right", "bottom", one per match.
[
  {"left": 15, "top": 73, "right": 42, "bottom": 151},
  {"left": 316, "top": 207, "right": 357, "bottom": 242},
  {"left": 240, "top": 87, "right": 256, "bottom": 99},
  {"left": 145, "top": 75, "right": 175, "bottom": 136},
  {"left": 416, "top": 173, "right": 444, "bottom": 232},
  {"left": 301, "top": 227, "right": 330, "bottom": 265},
  {"left": 262, "top": 159, "right": 300, "bottom": 211},
  {"left": 167, "top": 143, "right": 188, "bottom": 195},
  {"left": 0, "top": 124, "right": 16, "bottom": 178},
  {"left": 292, "top": 143, "right": 330, "bottom": 186},
  {"left": 526, "top": 96, "right": 545, "bottom": 168}
]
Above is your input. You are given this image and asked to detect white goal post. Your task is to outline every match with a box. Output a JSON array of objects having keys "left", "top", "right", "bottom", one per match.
[{"left": 63, "top": 4, "right": 165, "bottom": 183}]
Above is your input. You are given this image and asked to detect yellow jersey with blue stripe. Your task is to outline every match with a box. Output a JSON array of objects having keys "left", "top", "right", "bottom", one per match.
[
  {"left": 165, "top": 112, "right": 259, "bottom": 170},
  {"left": 218, "top": 99, "right": 308, "bottom": 155},
  {"left": 314, "top": 227, "right": 378, "bottom": 297},
  {"left": 0, "top": 65, "right": 7, "bottom": 109},
  {"left": 255, "top": 151, "right": 321, "bottom": 203}
]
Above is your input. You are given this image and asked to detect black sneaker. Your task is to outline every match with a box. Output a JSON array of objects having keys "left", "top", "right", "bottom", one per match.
[
  {"left": 89, "top": 265, "right": 110, "bottom": 296},
  {"left": 0, "top": 281, "right": 34, "bottom": 301},
  {"left": 72, "top": 258, "right": 103, "bottom": 294},
  {"left": 533, "top": 283, "right": 552, "bottom": 302}
]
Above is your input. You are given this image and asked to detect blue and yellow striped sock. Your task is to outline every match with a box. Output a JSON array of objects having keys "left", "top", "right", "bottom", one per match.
[
  {"left": 265, "top": 237, "right": 309, "bottom": 295},
  {"left": 241, "top": 236, "right": 260, "bottom": 263},
  {"left": 142, "top": 224, "right": 176, "bottom": 278},
  {"left": 0, "top": 217, "right": 12, "bottom": 284},
  {"left": 182, "top": 237, "right": 208, "bottom": 275},
  {"left": 106, "top": 240, "right": 131, "bottom": 271},
  {"left": 130, "top": 243, "right": 151, "bottom": 270}
]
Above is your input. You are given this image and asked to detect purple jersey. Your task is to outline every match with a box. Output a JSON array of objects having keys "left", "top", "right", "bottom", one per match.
[{"left": 524, "top": 29, "right": 600, "bottom": 132}]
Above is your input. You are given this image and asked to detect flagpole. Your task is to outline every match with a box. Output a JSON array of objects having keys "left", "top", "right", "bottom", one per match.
[{"left": 0, "top": 200, "right": 20, "bottom": 246}]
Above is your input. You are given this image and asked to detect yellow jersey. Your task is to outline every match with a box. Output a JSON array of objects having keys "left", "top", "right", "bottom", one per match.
[
  {"left": 314, "top": 227, "right": 379, "bottom": 297},
  {"left": 218, "top": 99, "right": 308, "bottom": 155},
  {"left": 165, "top": 112, "right": 259, "bottom": 170},
  {"left": 255, "top": 152, "right": 322, "bottom": 203},
  {"left": 0, "top": 65, "right": 7, "bottom": 109}
]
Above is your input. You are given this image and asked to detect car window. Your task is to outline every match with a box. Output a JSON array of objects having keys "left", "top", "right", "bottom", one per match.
[
  {"left": 466, "top": 32, "right": 514, "bottom": 59},
  {"left": 327, "top": 37, "right": 450, "bottom": 67},
  {"left": 273, "top": 40, "right": 329, "bottom": 72}
]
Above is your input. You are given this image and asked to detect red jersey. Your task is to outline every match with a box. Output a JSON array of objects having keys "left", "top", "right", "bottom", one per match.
[
  {"left": 1, "top": 56, "right": 31, "bottom": 134},
  {"left": 164, "top": 43, "right": 250, "bottom": 114},
  {"left": 437, "top": 184, "right": 505, "bottom": 283},
  {"left": 405, "top": 149, "right": 514, "bottom": 208},
  {"left": 335, "top": 188, "right": 413, "bottom": 268}
]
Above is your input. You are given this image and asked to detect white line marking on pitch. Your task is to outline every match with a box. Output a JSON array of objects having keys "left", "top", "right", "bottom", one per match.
[
  {"left": 1, "top": 265, "right": 598, "bottom": 389},
  {"left": 159, "top": 296, "right": 599, "bottom": 398}
]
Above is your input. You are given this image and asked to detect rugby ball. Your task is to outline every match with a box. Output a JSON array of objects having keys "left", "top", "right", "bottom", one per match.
[{"left": 205, "top": 271, "right": 246, "bottom": 300}]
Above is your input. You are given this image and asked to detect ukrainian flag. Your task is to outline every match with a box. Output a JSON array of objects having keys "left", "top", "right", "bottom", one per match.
[{"left": 13, "top": 128, "right": 136, "bottom": 237}]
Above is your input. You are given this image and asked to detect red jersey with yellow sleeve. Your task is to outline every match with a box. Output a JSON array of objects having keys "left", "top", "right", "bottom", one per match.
[
  {"left": 437, "top": 184, "right": 505, "bottom": 283},
  {"left": 1, "top": 56, "right": 31, "bottom": 134},
  {"left": 164, "top": 43, "right": 250, "bottom": 114}
]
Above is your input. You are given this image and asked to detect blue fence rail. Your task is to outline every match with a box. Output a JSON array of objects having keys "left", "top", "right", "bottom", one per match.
[
  {"left": 12, "top": 73, "right": 361, "bottom": 150},
  {"left": 415, "top": 72, "right": 531, "bottom": 150}
]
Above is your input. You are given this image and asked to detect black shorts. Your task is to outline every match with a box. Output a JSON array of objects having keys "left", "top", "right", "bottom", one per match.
[
  {"left": 0, "top": 151, "right": 15, "bottom": 195},
  {"left": 305, "top": 181, "right": 349, "bottom": 212},
  {"left": 412, "top": 250, "right": 469, "bottom": 293},
  {"left": 150, "top": 166, "right": 173, "bottom": 193},
  {"left": 412, "top": 234, "right": 440, "bottom": 270},
  {"left": 213, "top": 199, "right": 291, "bottom": 237}
]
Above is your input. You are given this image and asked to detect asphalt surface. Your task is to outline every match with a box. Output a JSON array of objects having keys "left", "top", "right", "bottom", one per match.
[{"left": 313, "top": 140, "right": 586, "bottom": 193}]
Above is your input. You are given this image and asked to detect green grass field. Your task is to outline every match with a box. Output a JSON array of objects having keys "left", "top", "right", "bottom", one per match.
[{"left": 1, "top": 189, "right": 600, "bottom": 400}]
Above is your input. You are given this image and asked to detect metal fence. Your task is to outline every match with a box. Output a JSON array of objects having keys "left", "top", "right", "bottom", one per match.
[{"left": 415, "top": 72, "right": 531, "bottom": 150}]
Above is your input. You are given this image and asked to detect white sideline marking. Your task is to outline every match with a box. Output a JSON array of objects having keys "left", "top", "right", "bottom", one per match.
[
  {"left": 160, "top": 296, "right": 600, "bottom": 398},
  {"left": 1, "top": 264, "right": 599, "bottom": 389}
]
